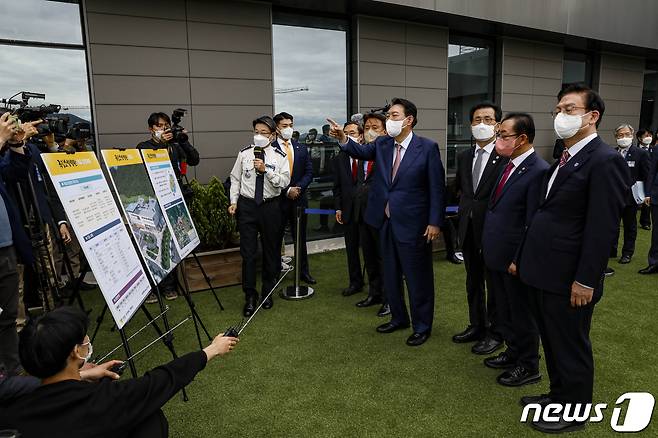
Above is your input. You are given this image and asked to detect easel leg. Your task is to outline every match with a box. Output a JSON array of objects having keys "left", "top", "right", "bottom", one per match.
[
  {"left": 119, "top": 328, "right": 138, "bottom": 378},
  {"left": 190, "top": 252, "right": 224, "bottom": 311},
  {"left": 91, "top": 303, "right": 108, "bottom": 344}
]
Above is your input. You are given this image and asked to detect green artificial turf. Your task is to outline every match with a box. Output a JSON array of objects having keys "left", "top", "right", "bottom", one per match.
[{"left": 84, "top": 230, "right": 658, "bottom": 437}]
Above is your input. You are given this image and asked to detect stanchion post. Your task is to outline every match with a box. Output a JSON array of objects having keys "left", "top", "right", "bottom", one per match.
[{"left": 280, "top": 206, "right": 314, "bottom": 300}]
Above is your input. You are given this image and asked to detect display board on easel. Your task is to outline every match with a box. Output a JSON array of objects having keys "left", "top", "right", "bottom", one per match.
[
  {"left": 100, "top": 149, "right": 182, "bottom": 285},
  {"left": 41, "top": 152, "right": 152, "bottom": 329}
]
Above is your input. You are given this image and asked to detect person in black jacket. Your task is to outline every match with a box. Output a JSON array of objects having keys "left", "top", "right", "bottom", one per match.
[
  {"left": 137, "top": 112, "right": 200, "bottom": 303},
  {"left": 610, "top": 124, "right": 651, "bottom": 264},
  {"left": 639, "top": 145, "right": 658, "bottom": 274},
  {"left": 0, "top": 306, "right": 238, "bottom": 438},
  {"left": 452, "top": 102, "right": 506, "bottom": 355},
  {"left": 636, "top": 129, "right": 654, "bottom": 229},
  {"left": 518, "top": 84, "right": 628, "bottom": 434}
]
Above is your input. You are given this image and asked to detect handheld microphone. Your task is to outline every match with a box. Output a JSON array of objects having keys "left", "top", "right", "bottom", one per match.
[{"left": 253, "top": 146, "right": 264, "bottom": 161}]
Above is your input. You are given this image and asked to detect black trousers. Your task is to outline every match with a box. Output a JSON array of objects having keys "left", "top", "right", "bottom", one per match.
[
  {"left": 488, "top": 270, "right": 539, "bottom": 371},
  {"left": 359, "top": 220, "right": 383, "bottom": 299},
  {"left": 237, "top": 197, "right": 282, "bottom": 299},
  {"left": 462, "top": 221, "right": 497, "bottom": 336},
  {"left": 342, "top": 218, "right": 364, "bottom": 288},
  {"left": 527, "top": 287, "right": 596, "bottom": 404},
  {"left": 280, "top": 197, "right": 310, "bottom": 276},
  {"left": 612, "top": 204, "right": 638, "bottom": 257},
  {"left": 380, "top": 220, "right": 434, "bottom": 334},
  {"left": 649, "top": 205, "right": 658, "bottom": 266},
  {"left": 0, "top": 246, "right": 20, "bottom": 374},
  {"left": 639, "top": 203, "right": 652, "bottom": 228}
]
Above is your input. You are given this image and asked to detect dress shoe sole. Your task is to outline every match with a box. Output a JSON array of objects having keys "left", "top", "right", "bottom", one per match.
[
  {"left": 377, "top": 310, "right": 391, "bottom": 317},
  {"left": 530, "top": 421, "right": 586, "bottom": 434},
  {"left": 406, "top": 336, "right": 430, "bottom": 347},
  {"left": 376, "top": 324, "right": 410, "bottom": 334},
  {"left": 498, "top": 373, "right": 541, "bottom": 387}
]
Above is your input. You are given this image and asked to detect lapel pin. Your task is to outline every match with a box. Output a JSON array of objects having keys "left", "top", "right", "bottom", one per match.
[{"left": 574, "top": 162, "right": 580, "bottom": 167}]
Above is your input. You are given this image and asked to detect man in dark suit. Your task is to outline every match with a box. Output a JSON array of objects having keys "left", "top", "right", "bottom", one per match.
[
  {"left": 639, "top": 145, "right": 658, "bottom": 274},
  {"left": 636, "top": 129, "right": 654, "bottom": 229},
  {"left": 0, "top": 112, "right": 34, "bottom": 376},
  {"left": 327, "top": 98, "right": 445, "bottom": 346},
  {"left": 518, "top": 84, "right": 628, "bottom": 434},
  {"left": 452, "top": 102, "right": 506, "bottom": 355},
  {"left": 610, "top": 124, "right": 651, "bottom": 264},
  {"left": 273, "top": 112, "right": 315, "bottom": 284},
  {"left": 481, "top": 113, "right": 548, "bottom": 388}
]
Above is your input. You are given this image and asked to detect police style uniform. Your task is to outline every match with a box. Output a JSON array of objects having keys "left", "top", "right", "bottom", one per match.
[{"left": 230, "top": 143, "right": 291, "bottom": 304}]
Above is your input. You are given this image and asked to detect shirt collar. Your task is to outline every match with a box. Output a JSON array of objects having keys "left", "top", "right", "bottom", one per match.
[
  {"left": 476, "top": 140, "right": 495, "bottom": 155},
  {"left": 396, "top": 131, "right": 413, "bottom": 149},
  {"left": 511, "top": 147, "right": 535, "bottom": 168},
  {"left": 566, "top": 133, "right": 597, "bottom": 158}
]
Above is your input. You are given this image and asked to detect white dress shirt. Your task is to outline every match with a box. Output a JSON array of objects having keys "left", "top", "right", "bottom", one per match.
[
  {"left": 393, "top": 131, "right": 414, "bottom": 164},
  {"left": 546, "top": 133, "right": 597, "bottom": 198},
  {"left": 229, "top": 145, "right": 291, "bottom": 204},
  {"left": 510, "top": 147, "right": 535, "bottom": 169},
  {"left": 472, "top": 141, "right": 495, "bottom": 186}
]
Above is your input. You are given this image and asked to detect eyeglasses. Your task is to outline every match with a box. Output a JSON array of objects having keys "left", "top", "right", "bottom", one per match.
[
  {"left": 551, "top": 105, "right": 587, "bottom": 118},
  {"left": 495, "top": 133, "right": 519, "bottom": 140},
  {"left": 472, "top": 117, "right": 496, "bottom": 124}
]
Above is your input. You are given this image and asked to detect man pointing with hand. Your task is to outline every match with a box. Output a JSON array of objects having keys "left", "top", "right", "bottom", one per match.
[{"left": 328, "top": 98, "right": 445, "bottom": 346}]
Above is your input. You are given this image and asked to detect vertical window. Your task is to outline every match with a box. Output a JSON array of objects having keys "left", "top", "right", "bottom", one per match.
[
  {"left": 272, "top": 14, "right": 348, "bottom": 242},
  {"left": 0, "top": 0, "right": 94, "bottom": 149},
  {"left": 562, "top": 50, "right": 593, "bottom": 88},
  {"left": 639, "top": 62, "right": 658, "bottom": 131},
  {"left": 447, "top": 36, "right": 495, "bottom": 176}
]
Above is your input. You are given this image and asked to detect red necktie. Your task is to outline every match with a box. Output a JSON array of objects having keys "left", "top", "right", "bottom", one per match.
[
  {"left": 559, "top": 148, "right": 570, "bottom": 167},
  {"left": 494, "top": 162, "right": 515, "bottom": 202},
  {"left": 366, "top": 161, "right": 373, "bottom": 178},
  {"left": 351, "top": 158, "right": 357, "bottom": 183}
]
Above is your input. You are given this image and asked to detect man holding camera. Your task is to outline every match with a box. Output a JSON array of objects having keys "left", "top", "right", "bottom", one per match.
[{"left": 137, "top": 112, "right": 199, "bottom": 302}]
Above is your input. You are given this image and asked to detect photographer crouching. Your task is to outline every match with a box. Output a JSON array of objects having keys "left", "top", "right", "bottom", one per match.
[{"left": 137, "top": 111, "right": 199, "bottom": 303}]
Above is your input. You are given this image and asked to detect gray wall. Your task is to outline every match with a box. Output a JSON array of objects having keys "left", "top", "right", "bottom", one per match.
[
  {"left": 85, "top": 0, "right": 273, "bottom": 182},
  {"left": 500, "top": 38, "right": 564, "bottom": 160},
  {"left": 354, "top": 16, "right": 448, "bottom": 153}
]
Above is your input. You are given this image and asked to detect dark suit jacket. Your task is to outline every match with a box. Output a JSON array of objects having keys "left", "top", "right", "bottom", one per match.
[
  {"left": 649, "top": 146, "right": 658, "bottom": 205},
  {"left": 273, "top": 139, "right": 313, "bottom": 207},
  {"left": 332, "top": 152, "right": 358, "bottom": 224},
  {"left": 0, "top": 148, "right": 34, "bottom": 264},
  {"left": 482, "top": 152, "right": 549, "bottom": 272},
  {"left": 620, "top": 144, "right": 651, "bottom": 206},
  {"left": 519, "top": 136, "right": 629, "bottom": 297},
  {"left": 341, "top": 133, "right": 445, "bottom": 244},
  {"left": 455, "top": 145, "right": 506, "bottom": 247}
]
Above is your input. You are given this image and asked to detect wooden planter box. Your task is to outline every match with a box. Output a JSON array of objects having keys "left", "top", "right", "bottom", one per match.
[{"left": 180, "top": 247, "right": 242, "bottom": 293}]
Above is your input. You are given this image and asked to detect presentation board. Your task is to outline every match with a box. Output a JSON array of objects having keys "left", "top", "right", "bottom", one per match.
[
  {"left": 101, "top": 149, "right": 182, "bottom": 285},
  {"left": 42, "top": 152, "right": 152, "bottom": 329}
]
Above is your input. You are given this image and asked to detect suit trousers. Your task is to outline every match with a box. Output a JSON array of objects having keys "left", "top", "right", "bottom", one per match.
[
  {"left": 359, "top": 221, "right": 383, "bottom": 299},
  {"left": 527, "top": 287, "right": 596, "bottom": 404},
  {"left": 639, "top": 203, "right": 652, "bottom": 228},
  {"left": 462, "top": 220, "right": 497, "bottom": 336},
  {"left": 649, "top": 205, "right": 658, "bottom": 266},
  {"left": 380, "top": 220, "right": 434, "bottom": 334},
  {"left": 612, "top": 204, "right": 638, "bottom": 257},
  {"left": 488, "top": 270, "right": 540, "bottom": 371},
  {"left": 0, "top": 246, "right": 20, "bottom": 375},
  {"left": 238, "top": 197, "right": 282, "bottom": 299},
  {"left": 342, "top": 218, "right": 364, "bottom": 288}
]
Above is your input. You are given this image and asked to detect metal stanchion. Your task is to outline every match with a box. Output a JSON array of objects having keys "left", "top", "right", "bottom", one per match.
[{"left": 280, "top": 206, "right": 314, "bottom": 300}]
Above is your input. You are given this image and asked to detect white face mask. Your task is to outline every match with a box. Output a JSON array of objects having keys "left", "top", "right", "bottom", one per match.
[
  {"left": 471, "top": 123, "right": 496, "bottom": 141},
  {"left": 153, "top": 130, "right": 164, "bottom": 141},
  {"left": 386, "top": 118, "right": 407, "bottom": 138},
  {"left": 348, "top": 135, "right": 361, "bottom": 144},
  {"left": 48, "top": 143, "right": 60, "bottom": 153},
  {"left": 616, "top": 137, "right": 632, "bottom": 148},
  {"left": 253, "top": 134, "right": 271, "bottom": 148},
  {"left": 553, "top": 111, "right": 590, "bottom": 139},
  {"left": 279, "top": 127, "right": 294, "bottom": 141},
  {"left": 364, "top": 129, "right": 379, "bottom": 143},
  {"left": 641, "top": 136, "right": 653, "bottom": 145}
]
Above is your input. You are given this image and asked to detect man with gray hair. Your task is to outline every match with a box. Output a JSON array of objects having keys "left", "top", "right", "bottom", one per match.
[{"left": 612, "top": 123, "right": 651, "bottom": 264}]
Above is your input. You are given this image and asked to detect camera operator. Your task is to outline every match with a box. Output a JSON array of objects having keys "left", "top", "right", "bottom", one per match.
[
  {"left": 137, "top": 112, "right": 200, "bottom": 303},
  {"left": 0, "top": 112, "right": 34, "bottom": 378},
  {"left": 0, "top": 306, "right": 238, "bottom": 438}
]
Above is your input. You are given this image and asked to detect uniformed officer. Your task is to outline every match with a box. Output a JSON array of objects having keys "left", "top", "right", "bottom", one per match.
[{"left": 229, "top": 116, "right": 291, "bottom": 317}]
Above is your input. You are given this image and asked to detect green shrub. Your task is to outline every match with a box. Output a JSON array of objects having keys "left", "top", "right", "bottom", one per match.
[{"left": 188, "top": 177, "right": 236, "bottom": 250}]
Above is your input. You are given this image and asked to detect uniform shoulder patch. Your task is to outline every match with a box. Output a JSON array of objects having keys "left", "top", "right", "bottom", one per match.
[
  {"left": 240, "top": 145, "right": 253, "bottom": 152},
  {"left": 274, "top": 148, "right": 287, "bottom": 157}
]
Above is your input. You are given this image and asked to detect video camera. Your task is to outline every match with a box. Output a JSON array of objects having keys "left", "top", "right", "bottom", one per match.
[{"left": 170, "top": 108, "right": 189, "bottom": 144}]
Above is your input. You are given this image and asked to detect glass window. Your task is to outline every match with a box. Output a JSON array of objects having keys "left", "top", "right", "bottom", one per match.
[
  {"left": 639, "top": 66, "right": 658, "bottom": 132},
  {"left": 272, "top": 18, "right": 348, "bottom": 242},
  {"left": 0, "top": 0, "right": 83, "bottom": 45},
  {"left": 563, "top": 51, "right": 593, "bottom": 87},
  {"left": 447, "top": 37, "right": 495, "bottom": 177}
]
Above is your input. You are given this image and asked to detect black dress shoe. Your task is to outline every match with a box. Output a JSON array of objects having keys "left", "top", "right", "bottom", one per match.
[
  {"left": 446, "top": 254, "right": 462, "bottom": 265},
  {"left": 484, "top": 351, "right": 516, "bottom": 369},
  {"left": 619, "top": 255, "right": 632, "bottom": 264},
  {"left": 531, "top": 418, "right": 586, "bottom": 434},
  {"left": 243, "top": 296, "right": 257, "bottom": 317},
  {"left": 356, "top": 295, "right": 381, "bottom": 307},
  {"left": 640, "top": 224, "right": 651, "bottom": 230},
  {"left": 604, "top": 267, "right": 615, "bottom": 277},
  {"left": 520, "top": 393, "right": 552, "bottom": 407},
  {"left": 497, "top": 366, "right": 541, "bottom": 387},
  {"left": 452, "top": 326, "right": 482, "bottom": 343},
  {"left": 301, "top": 273, "right": 317, "bottom": 285},
  {"left": 472, "top": 337, "right": 503, "bottom": 355},
  {"left": 406, "top": 332, "right": 430, "bottom": 346},
  {"left": 262, "top": 295, "right": 273, "bottom": 309},
  {"left": 342, "top": 285, "right": 362, "bottom": 296},
  {"left": 639, "top": 264, "right": 658, "bottom": 274},
  {"left": 377, "top": 303, "right": 391, "bottom": 317},
  {"left": 376, "top": 321, "right": 409, "bottom": 333}
]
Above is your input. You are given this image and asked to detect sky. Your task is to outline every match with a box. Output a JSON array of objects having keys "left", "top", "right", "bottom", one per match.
[
  {"left": 272, "top": 24, "right": 347, "bottom": 135},
  {"left": 0, "top": 0, "right": 91, "bottom": 121}
]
